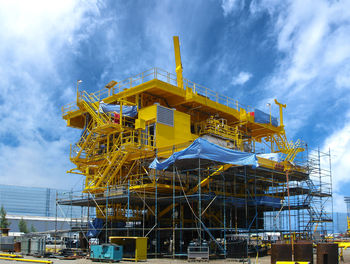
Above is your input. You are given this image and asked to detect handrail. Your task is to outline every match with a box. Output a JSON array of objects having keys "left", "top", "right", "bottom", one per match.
[
  {"left": 120, "top": 130, "right": 154, "bottom": 149},
  {"left": 62, "top": 67, "right": 252, "bottom": 116}
]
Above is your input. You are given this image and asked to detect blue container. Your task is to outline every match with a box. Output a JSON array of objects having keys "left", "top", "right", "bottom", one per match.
[{"left": 90, "top": 244, "right": 123, "bottom": 262}]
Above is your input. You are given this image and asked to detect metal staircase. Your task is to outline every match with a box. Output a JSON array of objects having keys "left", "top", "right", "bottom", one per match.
[
  {"left": 77, "top": 91, "right": 110, "bottom": 126},
  {"left": 70, "top": 127, "right": 97, "bottom": 161},
  {"left": 84, "top": 134, "right": 128, "bottom": 193},
  {"left": 77, "top": 91, "right": 122, "bottom": 133},
  {"left": 272, "top": 133, "right": 304, "bottom": 163}
]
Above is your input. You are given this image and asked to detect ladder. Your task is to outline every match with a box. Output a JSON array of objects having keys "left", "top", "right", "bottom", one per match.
[
  {"left": 77, "top": 91, "right": 111, "bottom": 127},
  {"left": 85, "top": 134, "right": 128, "bottom": 192}
]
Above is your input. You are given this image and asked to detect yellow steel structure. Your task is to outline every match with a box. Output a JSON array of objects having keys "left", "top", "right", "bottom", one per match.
[
  {"left": 276, "top": 261, "right": 310, "bottom": 264},
  {"left": 62, "top": 36, "right": 307, "bottom": 227}
]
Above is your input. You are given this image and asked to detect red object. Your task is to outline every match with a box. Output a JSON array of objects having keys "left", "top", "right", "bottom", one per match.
[
  {"left": 248, "top": 112, "right": 255, "bottom": 116},
  {"left": 113, "top": 112, "right": 120, "bottom": 124}
]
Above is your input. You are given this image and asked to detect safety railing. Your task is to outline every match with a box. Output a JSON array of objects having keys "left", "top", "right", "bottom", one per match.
[
  {"left": 184, "top": 78, "right": 253, "bottom": 112},
  {"left": 62, "top": 67, "right": 252, "bottom": 116},
  {"left": 61, "top": 101, "right": 78, "bottom": 115},
  {"left": 198, "top": 117, "right": 242, "bottom": 142},
  {"left": 120, "top": 130, "right": 154, "bottom": 150}
]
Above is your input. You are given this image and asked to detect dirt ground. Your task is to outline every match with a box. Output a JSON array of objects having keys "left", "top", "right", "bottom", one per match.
[{"left": 1, "top": 250, "right": 350, "bottom": 264}]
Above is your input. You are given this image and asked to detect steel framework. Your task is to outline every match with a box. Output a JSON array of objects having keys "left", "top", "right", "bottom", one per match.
[{"left": 58, "top": 37, "right": 333, "bottom": 258}]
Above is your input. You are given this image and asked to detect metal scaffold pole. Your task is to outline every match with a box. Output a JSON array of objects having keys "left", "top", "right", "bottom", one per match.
[
  {"left": 127, "top": 180, "right": 130, "bottom": 237},
  {"left": 172, "top": 146, "right": 176, "bottom": 258},
  {"left": 198, "top": 158, "right": 202, "bottom": 244},
  {"left": 106, "top": 184, "right": 109, "bottom": 243},
  {"left": 222, "top": 171, "right": 226, "bottom": 257}
]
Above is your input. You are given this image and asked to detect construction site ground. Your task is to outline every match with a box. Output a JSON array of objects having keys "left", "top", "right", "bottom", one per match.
[{"left": 2, "top": 250, "right": 350, "bottom": 264}]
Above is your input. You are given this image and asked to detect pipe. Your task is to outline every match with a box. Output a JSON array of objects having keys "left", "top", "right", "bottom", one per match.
[
  {"left": 0, "top": 253, "right": 22, "bottom": 258},
  {"left": 0, "top": 257, "right": 52, "bottom": 264}
]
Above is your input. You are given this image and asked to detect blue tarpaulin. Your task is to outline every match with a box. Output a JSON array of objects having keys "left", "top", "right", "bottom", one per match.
[
  {"left": 86, "top": 218, "right": 104, "bottom": 238},
  {"left": 224, "top": 195, "right": 281, "bottom": 208},
  {"left": 254, "top": 109, "right": 278, "bottom": 127},
  {"left": 255, "top": 196, "right": 281, "bottom": 208},
  {"left": 185, "top": 193, "right": 281, "bottom": 208},
  {"left": 149, "top": 138, "right": 259, "bottom": 170},
  {"left": 99, "top": 102, "right": 138, "bottom": 117}
]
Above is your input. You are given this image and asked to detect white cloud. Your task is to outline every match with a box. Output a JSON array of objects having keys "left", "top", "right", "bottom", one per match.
[
  {"left": 320, "top": 112, "right": 350, "bottom": 214},
  {"left": 0, "top": 0, "right": 100, "bottom": 189},
  {"left": 231, "top": 71, "right": 252, "bottom": 85},
  {"left": 221, "top": 0, "right": 242, "bottom": 17},
  {"left": 322, "top": 118, "right": 350, "bottom": 192},
  {"left": 249, "top": 0, "right": 350, "bottom": 133},
  {"left": 248, "top": 0, "right": 350, "bottom": 213},
  {"left": 335, "top": 63, "right": 350, "bottom": 89},
  {"left": 333, "top": 193, "right": 347, "bottom": 214}
]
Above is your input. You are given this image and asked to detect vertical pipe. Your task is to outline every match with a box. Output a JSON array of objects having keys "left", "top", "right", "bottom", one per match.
[
  {"left": 155, "top": 150, "right": 158, "bottom": 258},
  {"left": 180, "top": 204, "right": 183, "bottom": 253},
  {"left": 286, "top": 171, "right": 293, "bottom": 259},
  {"left": 55, "top": 191, "right": 58, "bottom": 254},
  {"left": 87, "top": 192, "right": 90, "bottom": 252},
  {"left": 223, "top": 172, "right": 226, "bottom": 257},
  {"left": 198, "top": 158, "right": 202, "bottom": 244},
  {"left": 127, "top": 180, "right": 130, "bottom": 236},
  {"left": 329, "top": 147, "right": 334, "bottom": 237},
  {"left": 172, "top": 163, "right": 175, "bottom": 258},
  {"left": 254, "top": 170, "right": 258, "bottom": 257},
  {"left": 70, "top": 189, "right": 73, "bottom": 249},
  {"left": 244, "top": 166, "right": 248, "bottom": 259},
  {"left": 234, "top": 172, "right": 237, "bottom": 234},
  {"left": 106, "top": 184, "right": 108, "bottom": 243}
]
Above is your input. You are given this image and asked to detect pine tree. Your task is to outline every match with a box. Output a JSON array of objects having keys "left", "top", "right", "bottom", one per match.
[
  {"left": 18, "top": 218, "right": 28, "bottom": 233},
  {"left": 30, "top": 224, "right": 37, "bottom": 233},
  {"left": 0, "top": 205, "right": 10, "bottom": 229}
]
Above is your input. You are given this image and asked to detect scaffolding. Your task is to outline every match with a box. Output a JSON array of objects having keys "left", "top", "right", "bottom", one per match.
[
  {"left": 344, "top": 196, "right": 350, "bottom": 234},
  {"left": 58, "top": 37, "right": 333, "bottom": 258}
]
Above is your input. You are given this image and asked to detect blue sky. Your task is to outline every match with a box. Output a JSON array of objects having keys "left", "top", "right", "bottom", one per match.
[{"left": 0, "top": 0, "right": 350, "bottom": 212}]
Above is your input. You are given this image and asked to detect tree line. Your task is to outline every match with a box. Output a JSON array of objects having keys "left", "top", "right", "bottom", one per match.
[{"left": 1, "top": 205, "right": 36, "bottom": 233}]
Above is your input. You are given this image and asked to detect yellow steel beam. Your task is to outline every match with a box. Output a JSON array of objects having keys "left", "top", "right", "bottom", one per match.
[
  {"left": 130, "top": 183, "right": 183, "bottom": 192},
  {"left": 173, "top": 36, "right": 183, "bottom": 89},
  {"left": 336, "top": 241, "right": 350, "bottom": 249},
  {"left": 159, "top": 163, "right": 233, "bottom": 218},
  {"left": 276, "top": 262, "right": 310, "bottom": 264},
  {"left": 0, "top": 253, "right": 22, "bottom": 258},
  {"left": 0, "top": 257, "right": 52, "bottom": 264},
  {"left": 104, "top": 79, "right": 186, "bottom": 105},
  {"left": 274, "top": 99, "right": 286, "bottom": 127},
  {"left": 189, "top": 163, "right": 234, "bottom": 195}
]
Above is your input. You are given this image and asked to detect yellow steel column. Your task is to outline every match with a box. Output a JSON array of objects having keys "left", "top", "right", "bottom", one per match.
[
  {"left": 173, "top": 36, "right": 183, "bottom": 89},
  {"left": 274, "top": 99, "right": 286, "bottom": 127}
]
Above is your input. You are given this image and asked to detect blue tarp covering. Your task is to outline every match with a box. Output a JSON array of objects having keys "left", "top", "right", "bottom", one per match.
[
  {"left": 86, "top": 218, "right": 104, "bottom": 238},
  {"left": 188, "top": 193, "right": 281, "bottom": 208},
  {"left": 99, "top": 102, "right": 138, "bottom": 117},
  {"left": 149, "top": 138, "right": 259, "bottom": 170},
  {"left": 255, "top": 196, "right": 281, "bottom": 208},
  {"left": 254, "top": 109, "right": 278, "bottom": 127},
  {"left": 225, "top": 195, "right": 281, "bottom": 208}
]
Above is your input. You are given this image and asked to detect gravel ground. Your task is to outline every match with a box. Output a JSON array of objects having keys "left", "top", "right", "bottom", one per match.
[{"left": 1, "top": 250, "right": 350, "bottom": 264}]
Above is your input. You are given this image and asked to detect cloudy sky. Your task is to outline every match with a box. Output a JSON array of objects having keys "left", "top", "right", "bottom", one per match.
[{"left": 0, "top": 0, "right": 349, "bottom": 212}]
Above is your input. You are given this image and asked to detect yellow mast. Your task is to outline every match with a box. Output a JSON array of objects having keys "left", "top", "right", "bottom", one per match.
[{"left": 173, "top": 36, "right": 183, "bottom": 89}]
